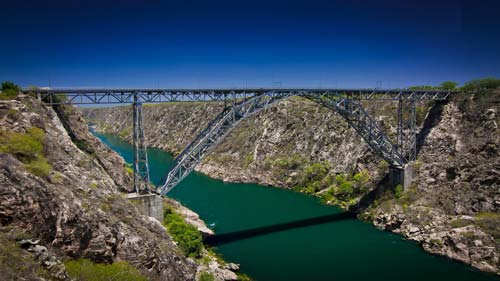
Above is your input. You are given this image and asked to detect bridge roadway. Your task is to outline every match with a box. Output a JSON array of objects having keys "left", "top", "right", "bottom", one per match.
[
  {"left": 22, "top": 87, "right": 457, "bottom": 194},
  {"left": 23, "top": 88, "right": 454, "bottom": 104}
]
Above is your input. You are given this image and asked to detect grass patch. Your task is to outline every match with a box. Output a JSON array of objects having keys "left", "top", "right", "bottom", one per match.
[
  {"left": 450, "top": 218, "right": 473, "bottom": 228},
  {"left": 0, "top": 232, "right": 49, "bottom": 280},
  {"left": 163, "top": 207, "right": 203, "bottom": 258},
  {"left": 199, "top": 271, "right": 215, "bottom": 281},
  {"left": 64, "top": 259, "right": 147, "bottom": 281},
  {"left": 474, "top": 212, "right": 500, "bottom": 240},
  {"left": 124, "top": 163, "right": 133, "bottom": 174},
  {"left": 0, "top": 128, "right": 52, "bottom": 177}
]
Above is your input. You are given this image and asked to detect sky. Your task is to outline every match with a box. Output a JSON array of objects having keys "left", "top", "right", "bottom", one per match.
[{"left": 1, "top": 0, "right": 499, "bottom": 89}]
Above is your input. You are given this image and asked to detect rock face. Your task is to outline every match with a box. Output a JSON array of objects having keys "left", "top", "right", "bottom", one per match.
[
  {"left": 369, "top": 91, "right": 500, "bottom": 273},
  {"left": 82, "top": 91, "right": 500, "bottom": 274},
  {"left": 0, "top": 96, "right": 197, "bottom": 280}
]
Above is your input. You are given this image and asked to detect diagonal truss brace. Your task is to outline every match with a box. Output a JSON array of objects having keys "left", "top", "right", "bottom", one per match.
[
  {"left": 132, "top": 94, "right": 151, "bottom": 194},
  {"left": 304, "top": 92, "right": 405, "bottom": 168},
  {"left": 157, "top": 91, "right": 294, "bottom": 195},
  {"left": 157, "top": 91, "right": 409, "bottom": 195}
]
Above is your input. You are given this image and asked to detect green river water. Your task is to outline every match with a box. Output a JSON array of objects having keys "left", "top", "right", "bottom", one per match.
[{"left": 93, "top": 131, "right": 497, "bottom": 281}]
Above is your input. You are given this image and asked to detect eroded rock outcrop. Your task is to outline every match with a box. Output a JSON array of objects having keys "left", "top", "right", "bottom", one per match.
[{"left": 0, "top": 96, "right": 197, "bottom": 280}]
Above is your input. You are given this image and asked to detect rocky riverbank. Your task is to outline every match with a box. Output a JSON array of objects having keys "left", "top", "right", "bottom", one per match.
[
  {"left": 82, "top": 91, "right": 500, "bottom": 274},
  {"left": 0, "top": 95, "right": 241, "bottom": 280}
]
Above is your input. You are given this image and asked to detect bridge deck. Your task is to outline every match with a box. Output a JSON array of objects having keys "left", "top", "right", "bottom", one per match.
[{"left": 22, "top": 88, "right": 457, "bottom": 104}]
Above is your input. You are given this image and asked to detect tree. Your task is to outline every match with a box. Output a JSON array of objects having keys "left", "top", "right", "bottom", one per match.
[
  {"left": 439, "top": 81, "right": 458, "bottom": 90},
  {"left": 0, "top": 81, "right": 20, "bottom": 100},
  {"left": 462, "top": 77, "right": 500, "bottom": 91},
  {"left": 408, "top": 85, "right": 437, "bottom": 90},
  {"left": 1, "top": 81, "right": 19, "bottom": 91}
]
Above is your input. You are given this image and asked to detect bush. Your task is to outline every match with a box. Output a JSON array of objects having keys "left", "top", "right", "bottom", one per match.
[
  {"left": 24, "top": 157, "right": 52, "bottom": 177},
  {"left": 462, "top": 77, "right": 500, "bottom": 91},
  {"left": 450, "top": 218, "right": 473, "bottom": 228},
  {"left": 439, "top": 81, "right": 458, "bottom": 90},
  {"left": 0, "top": 128, "right": 52, "bottom": 177},
  {"left": 64, "top": 259, "right": 147, "bottom": 281},
  {"left": 163, "top": 208, "right": 203, "bottom": 258},
  {"left": 394, "top": 184, "right": 404, "bottom": 199},
  {"left": 0, "top": 81, "right": 20, "bottom": 100},
  {"left": 199, "top": 272, "right": 215, "bottom": 281},
  {"left": 124, "top": 163, "right": 133, "bottom": 174},
  {"left": 474, "top": 212, "right": 500, "bottom": 239},
  {"left": 303, "top": 162, "right": 330, "bottom": 182}
]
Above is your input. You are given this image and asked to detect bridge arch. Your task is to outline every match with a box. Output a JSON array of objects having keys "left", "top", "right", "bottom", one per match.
[{"left": 158, "top": 91, "right": 407, "bottom": 195}]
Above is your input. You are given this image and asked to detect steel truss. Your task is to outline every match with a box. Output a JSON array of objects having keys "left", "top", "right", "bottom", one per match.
[
  {"left": 397, "top": 98, "right": 417, "bottom": 162},
  {"left": 132, "top": 96, "right": 151, "bottom": 193},
  {"left": 158, "top": 91, "right": 415, "bottom": 195},
  {"left": 24, "top": 87, "right": 455, "bottom": 194},
  {"left": 25, "top": 88, "right": 454, "bottom": 104},
  {"left": 304, "top": 92, "right": 405, "bottom": 167},
  {"left": 157, "top": 91, "right": 295, "bottom": 195}
]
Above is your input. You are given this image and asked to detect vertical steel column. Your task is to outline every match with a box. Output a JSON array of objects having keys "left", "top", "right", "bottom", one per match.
[
  {"left": 132, "top": 93, "right": 151, "bottom": 194},
  {"left": 408, "top": 97, "right": 417, "bottom": 162},
  {"left": 396, "top": 98, "right": 417, "bottom": 163}
]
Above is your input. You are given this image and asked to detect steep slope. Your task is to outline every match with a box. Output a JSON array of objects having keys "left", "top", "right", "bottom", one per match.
[{"left": 0, "top": 96, "right": 197, "bottom": 280}]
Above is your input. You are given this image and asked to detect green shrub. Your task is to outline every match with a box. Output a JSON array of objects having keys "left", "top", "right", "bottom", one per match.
[
  {"left": 243, "top": 154, "right": 254, "bottom": 167},
  {"left": 199, "top": 271, "right": 215, "bottom": 281},
  {"left": 0, "top": 81, "right": 20, "bottom": 100},
  {"left": 0, "top": 128, "right": 52, "bottom": 177},
  {"left": 303, "top": 162, "right": 330, "bottom": 182},
  {"left": 439, "top": 81, "right": 458, "bottom": 90},
  {"left": 24, "top": 158, "right": 52, "bottom": 177},
  {"left": 474, "top": 212, "right": 500, "bottom": 239},
  {"left": 462, "top": 77, "right": 500, "bottom": 91},
  {"left": 450, "top": 218, "right": 473, "bottom": 228},
  {"left": 378, "top": 160, "right": 389, "bottom": 171},
  {"left": 408, "top": 85, "right": 437, "bottom": 90},
  {"left": 64, "top": 259, "right": 147, "bottom": 281},
  {"left": 394, "top": 185, "right": 404, "bottom": 199},
  {"left": 163, "top": 208, "right": 203, "bottom": 258},
  {"left": 124, "top": 163, "right": 134, "bottom": 174},
  {"left": 0, "top": 130, "right": 43, "bottom": 160}
]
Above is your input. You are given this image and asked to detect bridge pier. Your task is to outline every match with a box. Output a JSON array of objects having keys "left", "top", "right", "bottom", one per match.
[
  {"left": 389, "top": 163, "right": 414, "bottom": 191},
  {"left": 126, "top": 193, "right": 164, "bottom": 222}
]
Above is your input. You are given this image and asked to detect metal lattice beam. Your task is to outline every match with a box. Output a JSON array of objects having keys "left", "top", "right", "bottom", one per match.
[
  {"left": 132, "top": 95, "right": 151, "bottom": 194},
  {"left": 158, "top": 91, "right": 413, "bottom": 194},
  {"left": 157, "top": 91, "right": 295, "bottom": 195},
  {"left": 25, "top": 88, "right": 456, "bottom": 104},
  {"left": 304, "top": 93, "right": 405, "bottom": 167},
  {"left": 397, "top": 98, "right": 417, "bottom": 162}
]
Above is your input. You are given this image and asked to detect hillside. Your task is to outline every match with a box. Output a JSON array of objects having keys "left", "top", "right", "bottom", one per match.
[{"left": 0, "top": 95, "right": 240, "bottom": 280}]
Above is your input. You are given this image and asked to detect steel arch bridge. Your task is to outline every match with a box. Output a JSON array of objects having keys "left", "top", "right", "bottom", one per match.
[{"left": 23, "top": 88, "right": 457, "bottom": 195}]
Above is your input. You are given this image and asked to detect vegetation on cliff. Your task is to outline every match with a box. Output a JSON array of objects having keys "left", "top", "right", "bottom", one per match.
[
  {"left": 64, "top": 259, "right": 147, "bottom": 281},
  {"left": 0, "top": 127, "right": 52, "bottom": 177},
  {"left": 163, "top": 206, "right": 204, "bottom": 258}
]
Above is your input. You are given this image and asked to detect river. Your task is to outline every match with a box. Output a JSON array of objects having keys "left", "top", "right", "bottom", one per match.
[{"left": 93, "top": 130, "right": 497, "bottom": 281}]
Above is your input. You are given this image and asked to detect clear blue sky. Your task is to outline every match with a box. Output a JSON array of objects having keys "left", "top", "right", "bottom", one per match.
[{"left": 1, "top": 0, "right": 499, "bottom": 88}]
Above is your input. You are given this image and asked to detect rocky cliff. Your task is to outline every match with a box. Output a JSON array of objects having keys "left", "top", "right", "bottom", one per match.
[
  {"left": 82, "top": 91, "right": 500, "bottom": 274},
  {"left": 0, "top": 96, "right": 201, "bottom": 280}
]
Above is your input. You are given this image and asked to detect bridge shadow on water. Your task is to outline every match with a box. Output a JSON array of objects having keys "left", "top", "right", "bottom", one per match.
[
  {"left": 205, "top": 100, "right": 450, "bottom": 247},
  {"left": 204, "top": 211, "right": 356, "bottom": 246}
]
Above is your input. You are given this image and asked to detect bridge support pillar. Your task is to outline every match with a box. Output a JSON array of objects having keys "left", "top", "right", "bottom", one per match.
[
  {"left": 389, "top": 163, "right": 414, "bottom": 191},
  {"left": 126, "top": 193, "right": 163, "bottom": 222}
]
